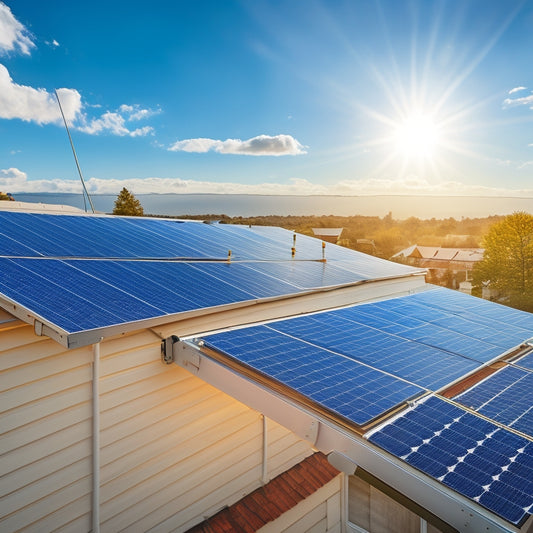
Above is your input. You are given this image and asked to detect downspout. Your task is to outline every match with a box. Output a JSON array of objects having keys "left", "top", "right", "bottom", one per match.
[
  {"left": 92, "top": 342, "right": 101, "bottom": 533},
  {"left": 261, "top": 414, "right": 268, "bottom": 485}
]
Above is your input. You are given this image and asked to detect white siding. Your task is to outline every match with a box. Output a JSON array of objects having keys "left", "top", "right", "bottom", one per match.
[
  {"left": 0, "top": 322, "right": 93, "bottom": 532},
  {"left": 0, "top": 322, "right": 313, "bottom": 533}
]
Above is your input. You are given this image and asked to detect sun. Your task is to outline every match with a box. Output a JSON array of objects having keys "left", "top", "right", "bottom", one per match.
[{"left": 393, "top": 113, "right": 441, "bottom": 159}]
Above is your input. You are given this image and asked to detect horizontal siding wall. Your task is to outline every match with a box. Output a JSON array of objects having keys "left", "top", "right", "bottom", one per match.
[
  {"left": 98, "top": 331, "right": 312, "bottom": 533},
  {"left": 0, "top": 321, "right": 313, "bottom": 533},
  {"left": 0, "top": 322, "right": 94, "bottom": 533}
]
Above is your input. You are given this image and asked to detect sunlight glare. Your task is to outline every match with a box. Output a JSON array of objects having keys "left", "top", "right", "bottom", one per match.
[{"left": 394, "top": 113, "right": 440, "bottom": 159}]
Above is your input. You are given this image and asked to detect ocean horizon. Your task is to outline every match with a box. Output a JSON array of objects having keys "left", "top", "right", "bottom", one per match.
[{"left": 11, "top": 192, "right": 533, "bottom": 220}]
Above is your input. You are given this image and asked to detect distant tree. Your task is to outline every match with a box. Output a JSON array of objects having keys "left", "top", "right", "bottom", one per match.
[
  {"left": 0, "top": 192, "right": 14, "bottom": 201},
  {"left": 112, "top": 188, "right": 144, "bottom": 216},
  {"left": 473, "top": 212, "right": 533, "bottom": 311},
  {"left": 373, "top": 227, "right": 407, "bottom": 258}
]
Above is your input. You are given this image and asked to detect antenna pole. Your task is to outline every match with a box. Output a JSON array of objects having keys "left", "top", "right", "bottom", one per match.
[{"left": 54, "top": 89, "right": 95, "bottom": 213}]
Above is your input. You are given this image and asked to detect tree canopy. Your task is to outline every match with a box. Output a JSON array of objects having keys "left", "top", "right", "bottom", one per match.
[
  {"left": 112, "top": 188, "right": 144, "bottom": 216},
  {"left": 473, "top": 211, "right": 533, "bottom": 311}
]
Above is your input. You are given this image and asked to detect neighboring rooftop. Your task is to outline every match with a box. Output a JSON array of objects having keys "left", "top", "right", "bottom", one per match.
[{"left": 393, "top": 244, "right": 484, "bottom": 264}]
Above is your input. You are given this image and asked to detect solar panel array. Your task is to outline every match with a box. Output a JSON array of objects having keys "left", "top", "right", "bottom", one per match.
[
  {"left": 0, "top": 211, "right": 419, "bottom": 335},
  {"left": 3, "top": 210, "right": 533, "bottom": 525},
  {"left": 0, "top": 211, "right": 419, "bottom": 266},
  {"left": 202, "top": 288, "right": 533, "bottom": 425},
  {"left": 200, "top": 287, "right": 533, "bottom": 526},
  {"left": 454, "top": 364, "right": 533, "bottom": 438},
  {"left": 367, "top": 395, "right": 533, "bottom": 526}
]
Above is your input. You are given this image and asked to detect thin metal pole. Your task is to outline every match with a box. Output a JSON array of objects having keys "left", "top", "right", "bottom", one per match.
[{"left": 54, "top": 89, "right": 95, "bottom": 213}]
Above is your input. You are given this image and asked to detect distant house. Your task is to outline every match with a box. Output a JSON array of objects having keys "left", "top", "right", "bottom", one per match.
[
  {"left": 311, "top": 227, "right": 343, "bottom": 243},
  {"left": 1, "top": 203, "right": 533, "bottom": 533},
  {"left": 392, "top": 244, "right": 484, "bottom": 290}
]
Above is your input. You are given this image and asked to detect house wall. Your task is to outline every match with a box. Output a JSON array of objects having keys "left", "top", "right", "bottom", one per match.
[
  {"left": 0, "top": 320, "right": 313, "bottom": 533},
  {"left": 348, "top": 474, "right": 444, "bottom": 533}
]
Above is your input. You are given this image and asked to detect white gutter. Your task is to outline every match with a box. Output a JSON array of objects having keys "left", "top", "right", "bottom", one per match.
[
  {"left": 261, "top": 414, "right": 269, "bottom": 485},
  {"left": 92, "top": 342, "right": 101, "bottom": 533}
]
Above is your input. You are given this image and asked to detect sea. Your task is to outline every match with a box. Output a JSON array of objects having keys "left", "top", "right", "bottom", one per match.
[{"left": 12, "top": 193, "right": 533, "bottom": 219}]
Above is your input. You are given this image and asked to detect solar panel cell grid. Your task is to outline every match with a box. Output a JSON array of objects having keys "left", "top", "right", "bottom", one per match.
[
  {"left": 367, "top": 395, "right": 533, "bottom": 525},
  {"left": 454, "top": 366, "right": 533, "bottom": 438},
  {"left": 203, "top": 325, "right": 423, "bottom": 426},
  {"left": 266, "top": 311, "right": 481, "bottom": 390}
]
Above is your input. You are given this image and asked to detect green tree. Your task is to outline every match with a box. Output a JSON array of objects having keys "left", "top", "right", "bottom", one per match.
[
  {"left": 473, "top": 212, "right": 533, "bottom": 311},
  {"left": 112, "top": 188, "right": 144, "bottom": 216}
]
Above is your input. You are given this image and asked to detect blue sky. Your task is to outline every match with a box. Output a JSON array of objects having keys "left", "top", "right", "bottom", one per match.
[{"left": 1, "top": 0, "right": 533, "bottom": 197}]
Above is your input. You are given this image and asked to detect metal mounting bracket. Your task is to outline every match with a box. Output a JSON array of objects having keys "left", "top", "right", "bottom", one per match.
[
  {"left": 161, "top": 335, "right": 179, "bottom": 364},
  {"left": 161, "top": 337, "right": 200, "bottom": 374}
]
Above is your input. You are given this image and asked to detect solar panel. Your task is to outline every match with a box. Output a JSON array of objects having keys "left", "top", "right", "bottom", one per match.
[
  {"left": 408, "top": 287, "right": 533, "bottom": 334},
  {"left": 266, "top": 308, "right": 481, "bottom": 390},
  {"left": 516, "top": 351, "right": 533, "bottom": 371},
  {"left": 1, "top": 257, "right": 329, "bottom": 333},
  {"left": 242, "top": 261, "right": 368, "bottom": 289},
  {"left": 202, "top": 325, "right": 423, "bottom": 425},
  {"left": 367, "top": 395, "right": 533, "bottom": 526},
  {"left": 454, "top": 366, "right": 533, "bottom": 438},
  {"left": 360, "top": 288, "right": 533, "bottom": 354}
]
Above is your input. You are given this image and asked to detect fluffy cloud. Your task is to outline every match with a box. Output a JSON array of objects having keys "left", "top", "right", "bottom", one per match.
[
  {"left": 0, "top": 166, "right": 27, "bottom": 188},
  {"left": 5, "top": 167, "right": 533, "bottom": 199},
  {"left": 0, "top": 63, "right": 155, "bottom": 136},
  {"left": 77, "top": 111, "right": 154, "bottom": 137},
  {"left": 0, "top": 2, "right": 34, "bottom": 55},
  {"left": 509, "top": 86, "right": 526, "bottom": 94},
  {"left": 0, "top": 65, "right": 82, "bottom": 123},
  {"left": 168, "top": 134, "right": 307, "bottom": 156}
]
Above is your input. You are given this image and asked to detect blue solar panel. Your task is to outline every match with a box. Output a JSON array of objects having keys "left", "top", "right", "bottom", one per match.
[
  {"left": 267, "top": 308, "right": 481, "bottom": 390},
  {"left": 454, "top": 366, "right": 533, "bottom": 438},
  {"left": 516, "top": 351, "right": 533, "bottom": 371},
  {"left": 202, "top": 325, "right": 423, "bottom": 425},
  {"left": 368, "top": 289, "right": 532, "bottom": 352},
  {"left": 243, "top": 261, "right": 367, "bottom": 289},
  {"left": 367, "top": 395, "right": 533, "bottom": 525},
  {"left": 409, "top": 287, "right": 533, "bottom": 335},
  {"left": 1, "top": 257, "right": 332, "bottom": 332},
  {"left": 0, "top": 212, "right": 222, "bottom": 259}
]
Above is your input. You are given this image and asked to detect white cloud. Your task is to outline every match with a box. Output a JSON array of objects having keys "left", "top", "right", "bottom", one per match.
[
  {"left": 502, "top": 92, "right": 533, "bottom": 108},
  {"left": 0, "top": 167, "right": 27, "bottom": 189},
  {"left": 0, "top": 2, "right": 34, "bottom": 55},
  {"left": 77, "top": 110, "right": 154, "bottom": 137},
  {"left": 0, "top": 64, "right": 155, "bottom": 136},
  {"left": 168, "top": 134, "right": 307, "bottom": 156},
  {"left": 0, "top": 65, "right": 82, "bottom": 123},
  {"left": 119, "top": 104, "right": 161, "bottom": 121},
  {"left": 509, "top": 86, "right": 526, "bottom": 94},
  {"left": 5, "top": 168, "right": 533, "bottom": 199}
]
